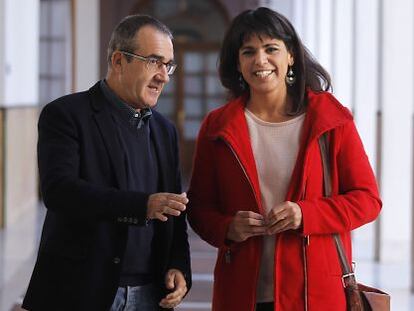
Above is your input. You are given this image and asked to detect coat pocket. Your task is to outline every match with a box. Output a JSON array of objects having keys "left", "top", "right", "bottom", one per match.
[{"left": 307, "top": 235, "right": 342, "bottom": 276}]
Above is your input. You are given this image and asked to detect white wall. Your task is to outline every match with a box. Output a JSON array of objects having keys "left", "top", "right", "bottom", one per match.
[
  {"left": 380, "top": 0, "right": 413, "bottom": 263},
  {"left": 74, "top": 0, "right": 100, "bottom": 91},
  {"left": 0, "top": 0, "right": 5, "bottom": 102},
  {"left": 0, "top": 0, "right": 40, "bottom": 227},
  {"left": 316, "top": 0, "right": 333, "bottom": 74},
  {"left": 351, "top": 0, "right": 380, "bottom": 260},
  {"left": 261, "top": 0, "right": 292, "bottom": 17},
  {"left": 2, "top": 0, "right": 39, "bottom": 106},
  {"left": 331, "top": 0, "right": 354, "bottom": 110},
  {"left": 300, "top": 0, "right": 317, "bottom": 56}
]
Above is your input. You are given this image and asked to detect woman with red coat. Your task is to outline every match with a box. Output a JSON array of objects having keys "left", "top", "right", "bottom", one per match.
[{"left": 187, "top": 7, "right": 381, "bottom": 311}]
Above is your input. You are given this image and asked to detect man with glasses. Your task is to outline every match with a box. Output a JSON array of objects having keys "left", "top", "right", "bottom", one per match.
[{"left": 23, "top": 15, "right": 191, "bottom": 311}]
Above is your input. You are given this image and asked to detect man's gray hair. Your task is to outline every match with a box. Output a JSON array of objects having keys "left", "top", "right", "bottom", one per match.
[{"left": 107, "top": 14, "right": 173, "bottom": 66}]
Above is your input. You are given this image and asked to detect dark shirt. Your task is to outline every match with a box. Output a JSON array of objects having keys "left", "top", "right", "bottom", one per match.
[{"left": 100, "top": 80, "right": 159, "bottom": 286}]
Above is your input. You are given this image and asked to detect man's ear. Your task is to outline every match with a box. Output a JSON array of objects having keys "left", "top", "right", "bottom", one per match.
[{"left": 111, "top": 51, "right": 123, "bottom": 72}]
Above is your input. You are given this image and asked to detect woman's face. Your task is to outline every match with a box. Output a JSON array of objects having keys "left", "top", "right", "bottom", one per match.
[{"left": 238, "top": 34, "right": 293, "bottom": 97}]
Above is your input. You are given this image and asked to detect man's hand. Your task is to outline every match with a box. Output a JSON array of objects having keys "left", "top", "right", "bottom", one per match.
[
  {"left": 159, "top": 269, "right": 187, "bottom": 309},
  {"left": 266, "top": 201, "right": 302, "bottom": 235},
  {"left": 147, "top": 192, "right": 188, "bottom": 222},
  {"left": 226, "top": 211, "right": 267, "bottom": 242}
]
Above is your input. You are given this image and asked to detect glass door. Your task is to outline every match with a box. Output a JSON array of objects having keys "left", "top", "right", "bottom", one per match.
[{"left": 175, "top": 43, "right": 226, "bottom": 183}]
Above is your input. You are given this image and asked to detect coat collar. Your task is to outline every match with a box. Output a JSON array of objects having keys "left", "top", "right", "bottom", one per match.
[
  {"left": 206, "top": 89, "right": 353, "bottom": 143},
  {"left": 302, "top": 89, "right": 353, "bottom": 144}
]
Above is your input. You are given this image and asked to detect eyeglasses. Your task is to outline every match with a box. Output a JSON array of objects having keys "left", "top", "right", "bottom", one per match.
[{"left": 120, "top": 51, "right": 177, "bottom": 75}]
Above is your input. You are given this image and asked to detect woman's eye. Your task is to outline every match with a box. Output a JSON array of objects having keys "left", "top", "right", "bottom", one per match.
[
  {"left": 241, "top": 50, "right": 253, "bottom": 56},
  {"left": 267, "top": 47, "right": 278, "bottom": 53}
]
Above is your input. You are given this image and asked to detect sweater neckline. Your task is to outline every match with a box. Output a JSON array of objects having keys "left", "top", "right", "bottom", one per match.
[{"left": 244, "top": 108, "right": 306, "bottom": 127}]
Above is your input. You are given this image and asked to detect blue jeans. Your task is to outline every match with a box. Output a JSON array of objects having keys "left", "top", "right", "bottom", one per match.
[{"left": 110, "top": 283, "right": 160, "bottom": 311}]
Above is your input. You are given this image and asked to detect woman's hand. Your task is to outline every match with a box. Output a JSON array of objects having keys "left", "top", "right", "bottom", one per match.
[
  {"left": 226, "top": 211, "right": 267, "bottom": 242},
  {"left": 266, "top": 201, "right": 302, "bottom": 235}
]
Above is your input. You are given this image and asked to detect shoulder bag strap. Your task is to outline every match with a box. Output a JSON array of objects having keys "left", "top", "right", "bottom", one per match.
[{"left": 318, "top": 133, "right": 358, "bottom": 288}]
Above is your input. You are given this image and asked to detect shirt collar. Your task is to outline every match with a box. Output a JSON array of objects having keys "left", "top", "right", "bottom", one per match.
[{"left": 100, "top": 79, "right": 152, "bottom": 129}]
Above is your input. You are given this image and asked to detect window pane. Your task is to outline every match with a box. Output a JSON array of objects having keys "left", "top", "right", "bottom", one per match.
[
  {"left": 206, "top": 76, "right": 224, "bottom": 95},
  {"left": 163, "top": 77, "right": 175, "bottom": 94},
  {"left": 184, "top": 53, "right": 203, "bottom": 73},
  {"left": 39, "top": 41, "right": 49, "bottom": 75},
  {"left": 50, "top": 41, "right": 66, "bottom": 75},
  {"left": 156, "top": 97, "right": 175, "bottom": 116},
  {"left": 184, "top": 76, "right": 203, "bottom": 95},
  {"left": 39, "top": 80, "right": 49, "bottom": 105},
  {"left": 207, "top": 100, "right": 224, "bottom": 112},
  {"left": 39, "top": 0, "right": 72, "bottom": 106},
  {"left": 184, "top": 98, "right": 203, "bottom": 117},
  {"left": 153, "top": 0, "right": 177, "bottom": 18},
  {"left": 184, "top": 120, "right": 201, "bottom": 140},
  {"left": 206, "top": 52, "right": 219, "bottom": 71},
  {"left": 39, "top": 2, "right": 49, "bottom": 36},
  {"left": 51, "top": 1, "right": 70, "bottom": 37},
  {"left": 50, "top": 79, "right": 65, "bottom": 101}
]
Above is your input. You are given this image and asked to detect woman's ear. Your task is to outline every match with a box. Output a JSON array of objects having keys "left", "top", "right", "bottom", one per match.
[{"left": 288, "top": 52, "right": 294, "bottom": 67}]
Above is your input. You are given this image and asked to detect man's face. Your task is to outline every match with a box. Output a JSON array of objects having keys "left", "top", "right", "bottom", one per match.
[{"left": 116, "top": 26, "right": 174, "bottom": 110}]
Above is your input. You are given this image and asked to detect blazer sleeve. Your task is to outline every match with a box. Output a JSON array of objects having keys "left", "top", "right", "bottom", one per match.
[
  {"left": 187, "top": 115, "right": 234, "bottom": 248},
  {"left": 167, "top": 127, "right": 192, "bottom": 290},
  {"left": 298, "top": 120, "right": 382, "bottom": 235},
  {"left": 38, "top": 99, "right": 149, "bottom": 224}
]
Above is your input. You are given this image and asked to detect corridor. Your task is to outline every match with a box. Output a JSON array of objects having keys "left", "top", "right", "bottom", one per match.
[{"left": 0, "top": 202, "right": 413, "bottom": 310}]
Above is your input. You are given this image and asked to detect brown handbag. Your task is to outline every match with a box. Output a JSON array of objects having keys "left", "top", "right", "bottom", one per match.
[{"left": 318, "top": 133, "right": 390, "bottom": 311}]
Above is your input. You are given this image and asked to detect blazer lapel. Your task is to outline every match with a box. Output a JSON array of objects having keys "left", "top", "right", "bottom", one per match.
[{"left": 89, "top": 83, "right": 128, "bottom": 190}]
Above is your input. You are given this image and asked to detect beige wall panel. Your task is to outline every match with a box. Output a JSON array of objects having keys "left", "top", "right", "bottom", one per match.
[{"left": 4, "top": 107, "right": 38, "bottom": 226}]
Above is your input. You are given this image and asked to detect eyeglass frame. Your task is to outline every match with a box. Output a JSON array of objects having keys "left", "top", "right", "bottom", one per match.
[{"left": 119, "top": 50, "right": 177, "bottom": 75}]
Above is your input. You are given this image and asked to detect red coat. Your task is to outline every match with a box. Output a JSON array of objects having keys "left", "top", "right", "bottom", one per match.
[{"left": 187, "top": 90, "right": 381, "bottom": 311}]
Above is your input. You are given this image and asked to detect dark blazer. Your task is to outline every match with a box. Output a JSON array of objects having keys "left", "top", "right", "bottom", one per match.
[{"left": 22, "top": 82, "right": 191, "bottom": 311}]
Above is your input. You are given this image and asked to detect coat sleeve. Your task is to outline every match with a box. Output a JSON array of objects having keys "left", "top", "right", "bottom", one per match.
[
  {"left": 187, "top": 115, "right": 234, "bottom": 248},
  {"left": 38, "top": 99, "right": 149, "bottom": 224},
  {"left": 298, "top": 121, "right": 382, "bottom": 235}
]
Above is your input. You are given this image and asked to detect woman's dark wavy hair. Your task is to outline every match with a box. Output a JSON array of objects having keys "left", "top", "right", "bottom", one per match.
[{"left": 219, "top": 7, "right": 331, "bottom": 114}]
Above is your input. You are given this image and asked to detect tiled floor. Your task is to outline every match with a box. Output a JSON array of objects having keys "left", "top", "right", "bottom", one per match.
[{"left": 0, "top": 203, "right": 412, "bottom": 310}]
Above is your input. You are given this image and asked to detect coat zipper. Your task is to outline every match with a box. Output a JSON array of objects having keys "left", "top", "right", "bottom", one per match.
[
  {"left": 219, "top": 137, "right": 262, "bottom": 310},
  {"left": 303, "top": 236, "right": 309, "bottom": 311},
  {"left": 302, "top": 180, "right": 309, "bottom": 311},
  {"left": 220, "top": 137, "right": 260, "bottom": 207},
  {"left": 220, "top": 137, "right": 261, "bottom": 264}
]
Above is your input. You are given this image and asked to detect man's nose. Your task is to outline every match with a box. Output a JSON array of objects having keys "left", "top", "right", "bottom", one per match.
[{"left": 156, "top": 66, "right": 170, "bottom": 83}]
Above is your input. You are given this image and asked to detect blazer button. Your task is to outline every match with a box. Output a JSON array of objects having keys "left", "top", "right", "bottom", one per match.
[{"left": 113, "top": 257, "right": 121, "bottom": 264}]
